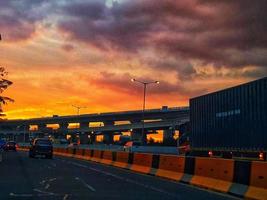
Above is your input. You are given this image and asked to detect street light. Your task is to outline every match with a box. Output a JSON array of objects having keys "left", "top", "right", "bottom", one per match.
[
  {"left": 131, "top": 78, "right": 159, "bottom": 144},
  {"left": 72, "top": 105, "right": 87, "bottom": 115}
]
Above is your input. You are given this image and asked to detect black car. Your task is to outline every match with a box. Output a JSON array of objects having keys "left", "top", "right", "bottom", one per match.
[
  {"left": 29, "top": 138, "right": 53, "bottom": 159},
  {"left": 3, "top": 141, "right": 17, "bottom": 151}
]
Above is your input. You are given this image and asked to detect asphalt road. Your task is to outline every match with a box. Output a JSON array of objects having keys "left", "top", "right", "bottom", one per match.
[{"left": 0, "top": 151, "right": 240, "bottom": 200}]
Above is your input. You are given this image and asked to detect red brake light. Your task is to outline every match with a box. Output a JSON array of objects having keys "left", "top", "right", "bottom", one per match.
[
  {"left": 259, "top": 152, "right": 264, "bottom": 160},
  {"left": 208, "top": 151, "right": 213, "bottom": 157}
]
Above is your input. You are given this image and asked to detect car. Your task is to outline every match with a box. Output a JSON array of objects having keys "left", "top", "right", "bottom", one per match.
[
  {"left": 68, "top": 142, "right": 78, "bottom": 148},
  {"left": 59, "top": 139, "right": 68, "bottom": 144},
  {"left": 29, "top": 138, "right": 53, "bottom": 159},
  {"left": 3, "top": 141, "right": 17, "bottom": 151},
  {"left": 123, "top": 141, "right": 141, "bottom": 152},
  {"left": 0, "top": 139, "right": 6, "bottom": 149}
]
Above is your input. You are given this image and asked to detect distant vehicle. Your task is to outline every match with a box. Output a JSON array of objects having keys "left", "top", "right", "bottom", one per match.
[
  {"left": 59, "top": 139, "right": 69, "bottom": 144},
  {"left": 118, "top": 135, "right": 131, "bottom": 145},
  {"left": 3, "top": 141, "right": 17, "bottom": 151},
  {"left": 0, "top": 139, "right": 5, "bottom": 162},
  {"left": 29, "top": 138, "right": 53, "bottom": 159},
  {"left": 0, "top": 139, "right": 6, "bottom": 149},
  {"left": 68, "top": 142, "right": 78, "bottom": 148},
  {"left": 123, "top": 141, "right": 141, "bottom": 152},
  {"left": 177, "top": 133, "right": 190, "bottom": 155}
]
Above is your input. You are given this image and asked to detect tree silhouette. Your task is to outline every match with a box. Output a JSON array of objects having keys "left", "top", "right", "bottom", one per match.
[
  {"left": 0, "top": 67, "right": 14, "bottom": 116},
  {"left": 0, "top": 34, "right": 14, "bottom": 117}
]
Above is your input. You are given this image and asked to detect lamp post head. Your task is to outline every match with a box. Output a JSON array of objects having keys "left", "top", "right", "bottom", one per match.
[
  {"left": 155, "top": 81, "right": 160, "bottom": 84},
  {"left": 131, "top": 78, "right": 136, "bottom": 82}
]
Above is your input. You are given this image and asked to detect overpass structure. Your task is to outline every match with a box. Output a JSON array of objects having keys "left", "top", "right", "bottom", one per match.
[{"left": 0, "top": 106, "right": 189, "bottom": 144}]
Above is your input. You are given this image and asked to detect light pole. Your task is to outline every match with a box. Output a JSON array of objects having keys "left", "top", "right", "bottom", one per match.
[
  {"left": 23, "top": 124, "right": 26, "bottom": 143},
  {"left": 72, "top": 105, "right": 86, "bottom": 143},
  {"left": 72, "top": 105, "right": 86, "bottom": 115},
  {"left": 131, "top": 78, "right": 159, "bottom": 144}
]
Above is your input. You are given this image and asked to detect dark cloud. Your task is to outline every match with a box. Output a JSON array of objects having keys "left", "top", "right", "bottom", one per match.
[
  {"left": 2, "top": 0, "right": 266, "bottom": 79},
  {"left": 0, "top": 0, "right": 52, "bottom": 41},
  {"left": 61, "top": 43, "right": 75, "bottom": 52},
  {"left": 90, "top": 71, "right": 206, "bottom": 97},
  {"left": 58, "top": 0, "right": 267, "bottom": 74}
]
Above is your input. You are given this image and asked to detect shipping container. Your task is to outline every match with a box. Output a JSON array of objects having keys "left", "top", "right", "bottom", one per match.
[{"left": 190, "top": 77, "right": 267, "bottom": 153}]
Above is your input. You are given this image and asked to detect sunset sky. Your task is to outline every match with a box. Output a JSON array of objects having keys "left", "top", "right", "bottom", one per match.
[{"left": 0, "top": 0, "right": 266, "bottom": 119}]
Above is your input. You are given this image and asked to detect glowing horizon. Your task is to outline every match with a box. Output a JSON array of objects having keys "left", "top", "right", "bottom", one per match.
[{"left": 0, "top": 0, "right": 266, "bottom": 120}]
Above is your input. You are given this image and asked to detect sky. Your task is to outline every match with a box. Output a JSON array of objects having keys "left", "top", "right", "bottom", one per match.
[{"left": 0, "top": 0, "right": 266, "bottom": 119}]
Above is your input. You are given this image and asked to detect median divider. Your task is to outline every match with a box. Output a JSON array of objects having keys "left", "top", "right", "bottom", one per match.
[
  {"left": 101, "top": 150, "right": 114, "bottom": 165},
  {"left": 74, "top": 149, "right": 84, "bottom": 159},
  {"left": 155, "top": 155, "right": 185, "bottom": 181},
  {"left": 20, "top": 146, "right": 267, "bottom": 200},
  {"left": 83, "top": 149, "right": 92, "bottom": 161},
  {"left": 245, "top": 161, "right": 267, "bottom": 199},
  {"left": 130, "top": 153, "right": 153, "bottom": 174},
  {"left": 90, "top": 150, "right": 102, "bottom": 162},
  {"left": 112, "top": 151, "right": 129, "bottom": 168},
  {"left": 190, "top": 157, "right": 234, "bottom": 193}
]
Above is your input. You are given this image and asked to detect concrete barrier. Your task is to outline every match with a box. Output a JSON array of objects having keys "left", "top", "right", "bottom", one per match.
[
  {"left": 74, "top": 149, "right": 84, "bottom": 159},
  {"left": 156, "top": 155, "right": 185, "bottom": 181},
  {"left": 91, "top": 150, "right": 102, "bottom": 162},
  {"left": 0, "top": 149, "right": 3, "bottom": 162},
  {"left": 112, "top": 152, "right": 129, "bottom": 168},
  {"left": 83, "top": 149, "right": 92, "bottom": 160},
  {"left": 59, "top": 148, "right": 68, "bottom": 157},
  {"left": 131, "top": 153, "right": 153, "bottom": 174},
  {"left": 190, "top": 157, "right": 234, "bottom": 193},
  {"left": 64, "top": 148, "right": 73, "bottom": 158},
  {"left": 18, "top": 146, "right": 267, "bottom": 200},
  {"left": 245, "top": 161, "right": 267, "bottom": 199},
  {"left": 101, "top": 151, "right": 114, "bottom": 165}
]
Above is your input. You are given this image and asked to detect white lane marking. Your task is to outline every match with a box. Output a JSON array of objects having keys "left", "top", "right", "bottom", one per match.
[
  {"left": 9, "top": 192, "right": 54, "bottom": 197},
  {"left": 9, "top": 193, "right": 33, "bottom": 197},
  {"left": 45, "top": 184, "right": 50, "bottom": 190},
  {"left": 51, "top": 163, "right": 57, "bottom": 167},
  {"left": 49, "top": 178, "right": 57, "bottom": 182},
  {"left": 64, "top": 160, "right": 180, "bottom": 198},
  {"left": 75, "top": 177, "right": 96, "bottom": 192},
  {"left": 34, "top": 188, "right": 55, "bottom": 196},
  {"left": 63, "top": 194, "right": 69, "bottom": 200},
  {"left": 40, "top": 177, "right": 57, "bottom": 185},
  {"left": 88, "top": 167, "right": 124, "bottom": 180},
  {"left": 70, "top": 162, "right": 88, "bottom": 168}
]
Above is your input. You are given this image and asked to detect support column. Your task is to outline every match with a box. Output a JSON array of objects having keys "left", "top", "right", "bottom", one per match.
[
  {"left": 131, "top": 129, "right": 147, "bottom": 143},
  {"left": 58, "top": 122, "right": 69, "bottom": 139},
  {"left": 130, "top": 120, "right": 146, "bottom": 143},
  {"left": 103, "top": 132, "right": 113, "bottom": 144},
  {"left": 163, "top": 128, "right": 175, "bottom": 145},
  {"left": 88, "top": 133, "right": 96, "bottom": 144},
  {"left": 79, "top": 132, "right": 89, "bottom": 144},
  {"left": 80, "top": 122, "right": 89, "bottom": 129},
  {"left": 103, "top": 121, "right": 114, "bottom": 126},
  {"left": 59, "top": 122, "right": 68, "bottom": 131}
]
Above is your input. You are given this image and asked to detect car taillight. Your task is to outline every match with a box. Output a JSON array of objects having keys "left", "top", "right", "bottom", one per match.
[
  {"left": 208, "top": 151, "right": 213, "bottom": 157},
  {"left": 259, "top": 152, "right": 265, "bottom": 161},
  {"left": 16, "top": 144, "right": 19, "bottom": 148}
]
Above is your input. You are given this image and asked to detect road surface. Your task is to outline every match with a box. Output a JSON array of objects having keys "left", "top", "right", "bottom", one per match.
[{"left": 0, "top": 151, "right": 240, "bottom": 200}]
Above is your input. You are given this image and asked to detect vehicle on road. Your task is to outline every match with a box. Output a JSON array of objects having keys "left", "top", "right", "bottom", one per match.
[
  {"left": 68, "top": 142, "right": 78, "bottom": 148},
  {"left": 0, "top": 139, "right": 6, "bottom": 149},
  {"left": 3, "top": 141, "right": 17, "bottom": 151},
  {"left": 29, "top": 138, "right": 53, "bottom": 159},
  {"left": 123, "top": 141, "right": 141, "bottom": 152},
  {"left": 59, "top": 138, "right": 68, "bottom": 144}
]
